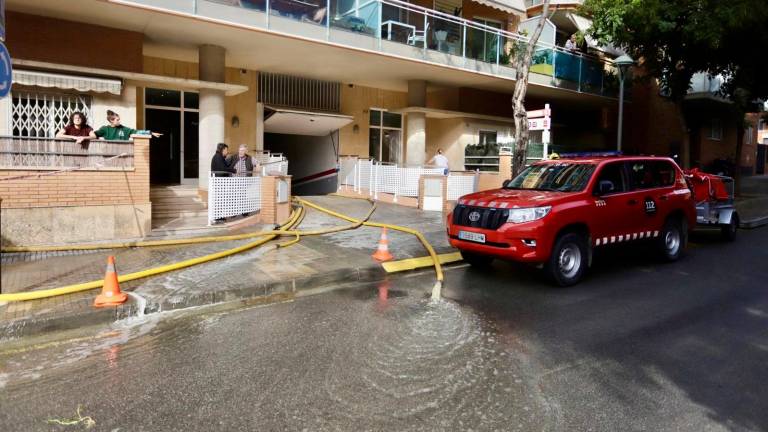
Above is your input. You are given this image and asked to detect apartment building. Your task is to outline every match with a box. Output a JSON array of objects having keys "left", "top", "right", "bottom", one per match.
[{"left": 0, "top": 0, "right": 626, "bottom": 243}]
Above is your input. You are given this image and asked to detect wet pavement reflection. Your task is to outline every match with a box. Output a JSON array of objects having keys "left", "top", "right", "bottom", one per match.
[{"left": 0, "top": 277, "right": 545, "bottom": 431}]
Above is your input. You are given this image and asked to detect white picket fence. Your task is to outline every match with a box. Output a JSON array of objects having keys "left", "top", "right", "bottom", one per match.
[
  {"left": 208, "top": 151, "right": 289, "bottom": 224},
  {"left": 208, "top": 173, "right": 262, "bottom": 224},
  {"left": 338, "top": 158, "right": 478, "bottom": 202}
]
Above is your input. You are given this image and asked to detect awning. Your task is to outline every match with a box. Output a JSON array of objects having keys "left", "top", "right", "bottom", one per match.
[
  {"left": 12, "top": 69, "right": 123, "bottom": 95},
  {"left": 264, "top": 107, "right": 354, "bottom": 136},
  {"left": 469, "top": 0, "right": 526, "bottom": 14}
]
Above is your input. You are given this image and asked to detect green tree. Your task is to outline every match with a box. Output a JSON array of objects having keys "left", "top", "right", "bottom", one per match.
[{"left": 581, "top": 0, "right": 768, "bottom": 172}]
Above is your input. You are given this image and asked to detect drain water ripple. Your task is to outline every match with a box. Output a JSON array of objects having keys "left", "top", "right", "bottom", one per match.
[{"left": 323, "top": 298, "right": 542, "bottom": 430}]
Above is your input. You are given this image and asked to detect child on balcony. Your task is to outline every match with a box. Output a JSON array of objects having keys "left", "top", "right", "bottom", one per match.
[
  {"left": 95, "top": 110, "right": 162, "bottom": 140},
  {"left": 56, "top": 112, "right": 96, "bottom": 147}
]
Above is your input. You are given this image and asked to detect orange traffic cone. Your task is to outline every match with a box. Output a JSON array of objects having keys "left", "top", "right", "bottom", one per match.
[
  {"left": 94, "top": 256, "right": 128, "bottom": 307},
  {"left": 372, "top": 228, "right": 394, "bottom": 262}
]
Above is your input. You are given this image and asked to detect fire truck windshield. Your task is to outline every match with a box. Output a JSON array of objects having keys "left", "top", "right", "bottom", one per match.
[{"left": 506, "top": 163, "right": 596, "bottom": 192}]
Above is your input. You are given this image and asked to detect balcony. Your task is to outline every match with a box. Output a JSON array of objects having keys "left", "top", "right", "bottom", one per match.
[
  {"left": 114, "top": 0, "right": 618, "bottom": 98},
  {"left": 0, "top": 137, "right": 134, "bottom": 170}
]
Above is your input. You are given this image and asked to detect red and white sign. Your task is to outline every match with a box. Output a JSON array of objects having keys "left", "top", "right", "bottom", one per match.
[{"left": 528, "top": 117, "right": 550, "bottom": 131}]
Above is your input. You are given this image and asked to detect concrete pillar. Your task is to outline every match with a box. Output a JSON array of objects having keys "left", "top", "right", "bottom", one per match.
[
  {"left": 406, "top": 80, "right": 427, "bottom": 166},
  {"left": 406, "top": 113, "right": 426, "bottom": 166},
  {"left": 198, "top": 45, "right": 226, "bottom": 192}
]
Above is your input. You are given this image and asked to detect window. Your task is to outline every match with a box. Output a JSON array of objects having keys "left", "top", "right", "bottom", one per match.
[
  {"left": 507, "top": 163, "right": 596, "bottom": 192},
  {"left": 369, "top": 109, "right": 402, "bottom": 164},
  {"left": 626, "top": 161, "right": 675, "bottom": 190},
  {"left": 709, "top": 118, "right": 723, "bottom": 140},
  {"left": 593, "top": 162, "right": 626, "bottom": 195},
  {"left": 746, "top": 126, "right": 754, "bottom": 145},
  {"left": 479, "top": 130, "right": 497, "bottom": 146},
  {"left": 11, "top": 91, "right": 92, "bottom": 138}
]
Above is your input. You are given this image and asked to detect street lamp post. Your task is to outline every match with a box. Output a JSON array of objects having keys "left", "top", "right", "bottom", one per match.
[{"left": 615, "top": 54, "right": 634, "bottom": 153}]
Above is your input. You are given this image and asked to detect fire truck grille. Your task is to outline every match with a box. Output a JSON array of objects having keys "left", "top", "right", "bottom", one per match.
[{"left": 452, "top": 205, "right": 509, "bottom": 230}]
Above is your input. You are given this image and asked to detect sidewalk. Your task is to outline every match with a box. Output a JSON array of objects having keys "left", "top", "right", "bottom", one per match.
[
  {"left": 0, "top": 196, "right": 454, "bottom": 338},
  {"left": 737, "top": 175, "right": 768, "bottom": 228}
]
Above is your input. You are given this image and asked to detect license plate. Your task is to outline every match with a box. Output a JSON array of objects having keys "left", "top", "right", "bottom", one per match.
[{"left": 458, "top": 230, "right": 486, "bottom": 243}]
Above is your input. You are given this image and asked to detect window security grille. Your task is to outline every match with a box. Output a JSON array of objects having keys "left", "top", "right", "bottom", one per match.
[
  {"left": 258, "top": 72, "right": 340, "bottom": 113},
  {"left": 11, "top": 92, "right": 92, "bottom": 138}
]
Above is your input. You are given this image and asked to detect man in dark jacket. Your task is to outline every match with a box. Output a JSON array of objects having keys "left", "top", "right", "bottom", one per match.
[
  {"left": 211, "top": 143, "right": 236, "bottom": 176},
  {"left": 227, "top": 144, "right": 260, "bottom": 176}
]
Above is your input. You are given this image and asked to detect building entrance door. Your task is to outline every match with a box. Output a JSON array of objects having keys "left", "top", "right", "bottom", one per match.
[
  {"left": 147, "top": 108, "right": 181, "bottom": 184},
  {"left": 144, "top": 88, "right": 200, "bottom": 185}
]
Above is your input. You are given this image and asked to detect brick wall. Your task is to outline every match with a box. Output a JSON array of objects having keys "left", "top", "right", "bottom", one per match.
[
  {"left": 6, "top": 12, "right": 144, "bottom": 73},
  {"left": 0, "top": 137, "right": 150, "bottom": 209}
]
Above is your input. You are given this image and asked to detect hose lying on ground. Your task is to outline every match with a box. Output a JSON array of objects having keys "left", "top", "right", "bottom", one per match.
[
  {"left": 297, "top": 197, "right": 445, "bottom": 300},
  {"left": 1, "top": 197, "right": 377, "bottom": 253},
  {"left": 0, "top": 198, "right": 379, "bottom": 303},
  {"left": 0, "top": 207, "right": 304, "bottom": 302}
]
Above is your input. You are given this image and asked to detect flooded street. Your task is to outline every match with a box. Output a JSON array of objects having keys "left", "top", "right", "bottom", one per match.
[
  {"left": 0, "top": 280, "right": 548, "bottom": 431},
  {"left": 1, "top": 227, "right": 767, "bottom": 431}
]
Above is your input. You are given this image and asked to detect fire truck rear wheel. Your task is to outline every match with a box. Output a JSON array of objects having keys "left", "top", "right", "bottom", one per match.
[
  {"left": 546, "top": 232, "right": 587, "bottom": 287},
  {"left": 658, "top": 217, "right": 686, "bottom": 262}
]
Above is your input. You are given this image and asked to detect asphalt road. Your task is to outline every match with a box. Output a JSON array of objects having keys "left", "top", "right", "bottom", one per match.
[{"left": 1, "top": 227, "right": 766, "bottom": 431}]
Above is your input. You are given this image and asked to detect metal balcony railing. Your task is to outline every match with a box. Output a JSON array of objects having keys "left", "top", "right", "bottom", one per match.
[
  {"left": 121, "top": 0, "right": 620, "bottom": 98},
  {"left": 0, "top": 137, "right": 134, "bottom": 170}
]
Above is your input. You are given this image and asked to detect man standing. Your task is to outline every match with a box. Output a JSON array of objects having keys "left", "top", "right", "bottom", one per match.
[
  {"left": 228, "top": 144, "right": 260, "bottom": 176},
  {"left": 428, "top": 148, "right": 450, "bottom": 175}
]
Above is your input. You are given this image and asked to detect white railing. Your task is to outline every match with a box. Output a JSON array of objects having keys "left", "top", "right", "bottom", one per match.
[
  {"left": 208, "top": 173, "right": 263, "bottom": 225},
  {"left": 339, "top": 157, "right": 478, "bottom": 201}
]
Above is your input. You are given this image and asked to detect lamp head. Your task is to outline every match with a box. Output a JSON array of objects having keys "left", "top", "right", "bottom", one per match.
[{"left": 615, "top": 54, "right": 635, "bottom": 76}]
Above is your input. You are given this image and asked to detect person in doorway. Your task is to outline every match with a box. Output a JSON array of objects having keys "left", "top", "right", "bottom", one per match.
[
  {"left": 428, "top": 148, "right": 450, "bottom": 175},
  {"left": 95, "top": 110, "right": 162, "bottom": 141},
  {"left": 565, "top": 34, "right": 578, "bottom": 51},
  {"left": 227, "top": 144, "right": 260, "bottom": 176},
  {"left": 211, "top": 143, "right": 237, "bottom": 177},
  {"left": 56, "top": 112, "right": 96, "bottom": 147}
]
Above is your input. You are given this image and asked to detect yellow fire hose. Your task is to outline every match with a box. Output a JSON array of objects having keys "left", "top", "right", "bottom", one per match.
[
  {"left": 296, "top": 198, "right": 444, "bottom": 300},
  {"left": 0, "top": 207, "right": 304, "bottom": 303},
  {"left": 1, "top": 198, "right": 372, "bottom": 253},
  {"left": 0, "top": 196, "right": 444, "bottom": 302}
]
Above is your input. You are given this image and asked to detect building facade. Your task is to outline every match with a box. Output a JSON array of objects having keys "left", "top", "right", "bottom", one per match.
[{"left": 1, "top": 0, "right": 627, "bottom": 244}]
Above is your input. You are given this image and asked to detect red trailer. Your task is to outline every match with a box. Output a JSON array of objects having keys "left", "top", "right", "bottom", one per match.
[{"left": 684, "top": 168, "right": 739, "bottom": 241}]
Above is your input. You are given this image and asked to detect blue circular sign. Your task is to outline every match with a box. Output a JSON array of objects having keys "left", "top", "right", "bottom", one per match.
[{"left": 0, "top": 42, "right": 11, "bottom": 99}]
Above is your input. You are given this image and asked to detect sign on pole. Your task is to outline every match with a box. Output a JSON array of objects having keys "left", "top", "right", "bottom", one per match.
[{"left": 527, "top": 103, "right": 551, "bottom": 159}]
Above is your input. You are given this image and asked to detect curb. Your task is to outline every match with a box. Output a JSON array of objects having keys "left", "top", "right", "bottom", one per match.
[
  {"left": 740, "top": 216, "right": 768, "bottom": 229},
  {"left": 0, "top": 260, "right": 400, "bottom": 340}
]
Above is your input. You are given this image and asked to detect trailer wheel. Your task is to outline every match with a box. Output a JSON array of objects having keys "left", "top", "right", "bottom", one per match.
[{"left": 721, "top": 212, "right": 739, "bottom": 242}]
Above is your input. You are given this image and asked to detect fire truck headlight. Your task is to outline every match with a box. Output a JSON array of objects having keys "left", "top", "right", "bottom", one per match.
[{"left": 507, "top": 206, "right": 551, "bottom": 224}]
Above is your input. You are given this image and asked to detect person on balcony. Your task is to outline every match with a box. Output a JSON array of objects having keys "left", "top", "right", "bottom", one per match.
[
  {"left": 428, "top": 148, "right": 450, "bottom": 175},
  {"left": 211, "top": 143, "right": 237, "bottom": 177},
  {"left": 56, "top": 112, "right": 96, "bottom": 147},
  {"left": 227, "top": 144, "right": 260, "bottom": 176},
  {"left": 565, "top": 34, "right": 578, "bottom": 51},
  {"left": 95, "top": 110, "right": 162, "bottom": 141}
]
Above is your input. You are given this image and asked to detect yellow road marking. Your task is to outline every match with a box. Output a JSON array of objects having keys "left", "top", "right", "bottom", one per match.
[{"left": 382, "top": 252, "right": 463, "bottom": 273}]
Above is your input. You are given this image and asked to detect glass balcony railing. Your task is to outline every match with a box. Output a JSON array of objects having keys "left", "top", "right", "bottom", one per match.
[{"left": 129, "top": 0, "right": 618, "bottom": 98}]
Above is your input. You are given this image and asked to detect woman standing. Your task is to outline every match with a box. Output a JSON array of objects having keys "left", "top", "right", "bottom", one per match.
[
  {"left": 211, "top": 143, "right": 237, "bottom": 177},
  {"left": 56, "top": 112, "right": 96, "bottom": 146}
]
